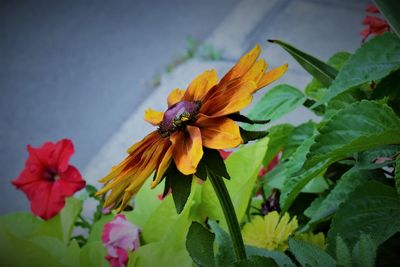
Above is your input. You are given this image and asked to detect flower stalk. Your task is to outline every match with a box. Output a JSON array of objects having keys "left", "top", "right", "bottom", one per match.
[{"left": 208, "top": 171, "right": 247, "bottom": 261}]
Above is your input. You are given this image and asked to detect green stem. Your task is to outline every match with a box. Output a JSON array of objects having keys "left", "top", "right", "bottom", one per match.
[{"left": 208, "top": 172, "right": 247, "bottom": 261}]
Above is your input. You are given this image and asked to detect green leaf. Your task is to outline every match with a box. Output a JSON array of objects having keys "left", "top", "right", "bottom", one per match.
[
  {"left": 125, "top": 177, "right": 165, "bottom": 228},
  {"left": 335, "top": 236, "right": 352, "bottom": 267},
  {"left": 396, "top": 155, "right": 400, "bottom": 194},
  {"left": 306, "top": 101, "right": 400, "bottom": 168},
  {"left": 246, "top": 246, "right": 295, "bottom": 267},
  {"left": 80, "top": 241, "right": 108, "bottom": 267},
  {"left": 352, "top": 234, "right": 376, "bottom": 267},
  {"left": 246, "top": 84, "right": 307, "bottom": 126},
  {"left": 306, "top": 168, "right": 381, "bottom": 225},
  {"left": 129, "top": 195, "right": 192, "bottom": 267},
  {"left": 169, "top": 163, "right": 193, "bottom": 214},
  {"left": 374, "top": 0, "right": 400, "bottom": 38},
  {"left": 327, "top": 181, "right": 400, "bottom": 250},
  {"left": 355, "top": 144, "right": 399, "bottom": 170},
  {"left": 305, "top": 52, "right": 351, "bottom": 101},
  {"left": 186, "top": 222, "right": 216, "bottom": 267},
  {"left": 321, "top": 33, "right": 400, "bottom": 102},
  {"left": 35, "top": 197, "right": 83, "bottom": 243},
  {"left": 239, "top": 128, "right": 269, "bottom": 143},
  {"left": 208, "top": 221, "right": 235, "bottom": 267},
  {"left": 203, "top": 148, "right": 230, "bottom": 179},
  {"left": 288, "top": 238, "right": 336, "bottom": 267},
  {"left": 279, "top": 136, "right": 329, "bottom": 212},
  {"left": 0, "top": 212, "right": 40, "bottom": 238},
  {"left": 281, "top": 121, "right": 316, "bottom": 161},
  {"left": 234, "top": 256, "right": 278, "bottom": 267},
  {"left": 262, "top": 124, "right": 294, "bottom": 167},
  {"left": 224, "top": 137, "right": 269, "bottom": 222},
  {"left": 269, "top": 40, "right": 338, "bottom": 86}
]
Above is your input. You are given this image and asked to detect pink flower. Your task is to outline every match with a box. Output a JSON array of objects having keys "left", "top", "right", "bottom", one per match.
[{"left": 102, "top": 214, "right": 140, "bottom": 267}]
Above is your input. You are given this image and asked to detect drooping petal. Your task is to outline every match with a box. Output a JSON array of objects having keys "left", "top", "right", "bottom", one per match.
[
  {"left": 241, "top": 59, "right": 268, "bottom": 85},
  {"left": 170, "top": 126, "right": 203, "bottom": 175},
  {"left": 29, "top": 181, "right": 66, "bottom": 220},
  {"left": 151, "top": 144, "right": 174, "bottom": 188},
  {"left": 257, "top": 64, "right": 288, "bottom": 91},
  {"left": 182, "top": 69, "right": 218, "bottom": 101},
  {"left": 195, "top": 114, "right": 242, "bottom": 149},
  {"left": 144, "top": 108, "right": 164, "bottom": 126},
  {"left": 200, "top": 80, "right": 256, "bottom": 117},
  {"left": 167, "top": 88, "right": 185, "bottom": 107}
]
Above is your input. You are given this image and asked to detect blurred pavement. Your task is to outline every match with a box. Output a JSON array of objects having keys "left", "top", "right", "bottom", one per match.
[{"left": 0, "top": 0, "right": 368, "bottom": 214}]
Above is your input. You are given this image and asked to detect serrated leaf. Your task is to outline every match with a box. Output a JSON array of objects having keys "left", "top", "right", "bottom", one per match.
[
  {"left": 355, "top": 144, "right": 399, "bottom": 170},
  {"left": 246, "top": 84, "right": 307, "bottom": 127},
  {"left": 208, "top": 221, "right": 235, "bottom": 267},
  {"left": 169, "top": 163, "right": 193, "bottom": 214},
  {"left": 288, "top": 238, "right": 336, "bottom": 267},
  {"left": 327, "top": 181, "right": 400, "bottom": 251},
  {"left": 306, "top": 168, "right": 381, "bottom": 225},
  {"left": 352, "top": 234, "right": 376, "bottom": 267},
  {"left": 246, "top": 246, "right": 296, "bottom": 267},
  {"left": 374, "top": 0, "right": 400, "bottom": 38},
  {"left": 335, "top": 236, "right": 352, "bottom": 267},
  {"left": 270, "top": 40, "right": 338, "bottom": 86},
  {"left": 321, "top": 33, "right": 400, "bottom": 102},
  {"left": 279, "top": 136, "right": 329, "bottom": 212},
  {"left": 306, "top": 101, "right": 400, "bottom": 168},
  {"left": 262, "top": 124, "right": 294, "bottom": 167},
  {"left": 281, "top": 121, "right": 316, "bottom": 161},
  {"left": 186, "top": 222, "right": 215, "bottom": 267}
]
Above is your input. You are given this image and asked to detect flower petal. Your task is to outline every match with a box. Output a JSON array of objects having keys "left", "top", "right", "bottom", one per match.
[
  {"left": 151, "top": 144, "right": 174, "bottom": 188},
  {"left": 167, "top": 88, "right": 185, "bottom": 107},
  {"left": 183, "top": 69, "right": 218, "bottom": 101},
  {"left": 199, "top": 80, "right": 256, "bottom": 117},
  {"left": 170, "top": 126, "right": 203, "bottom": 175},
  {"left": 220, "top": 44, "right": 261, "bottom": 84},
  {"left": 195, "top": 114, "right": 242, "bottom": 149},
  {"left": 257, "top": 64, "right": 288, "bottom": 91},
  {"left": 144, "top": 108, "right": 164, "bottom": 126}
]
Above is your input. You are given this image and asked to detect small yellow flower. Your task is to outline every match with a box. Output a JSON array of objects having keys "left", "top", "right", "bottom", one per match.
[
  {"left": 242, "top": 211, "right": 298, "bottom": 251},
  {"left": 295, "top": 232, "right": 326, "bottom": 250}
]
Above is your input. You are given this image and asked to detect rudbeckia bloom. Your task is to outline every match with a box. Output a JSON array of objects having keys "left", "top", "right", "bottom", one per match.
[
  {"left": 242, "top": 212, "right": 298, "bottom": 252},
  {"left": 97, "top": 45, "right": 287, "bottom": 211},
  {"left": 12, "top": 139, "right": 86, "bottom": 220}
]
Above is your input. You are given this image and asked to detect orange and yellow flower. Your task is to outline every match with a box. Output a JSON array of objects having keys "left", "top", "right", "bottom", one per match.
[{"left": 97, "top": 44, "right": 287, "bottom": 211}]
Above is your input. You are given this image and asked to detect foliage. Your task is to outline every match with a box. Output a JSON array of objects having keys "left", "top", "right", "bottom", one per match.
[{"left": 1, "top": 6, "right": 400, "bottom": 266}]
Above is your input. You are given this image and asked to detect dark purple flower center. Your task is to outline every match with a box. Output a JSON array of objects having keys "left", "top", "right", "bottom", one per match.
[{"left": 159, "top": 100, "right": 200, "bottom": 136}]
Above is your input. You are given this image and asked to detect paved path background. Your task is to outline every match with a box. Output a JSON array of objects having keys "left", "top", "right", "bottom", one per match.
[{"left": 0, "top": 0, "right": 368, "bottom": 214}]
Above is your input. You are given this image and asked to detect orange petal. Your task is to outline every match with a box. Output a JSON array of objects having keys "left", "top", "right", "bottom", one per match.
[
  {"left": 241, "top": 59, "right": 268, "bottom": 85},
  {"left": 151, "top": 144, "right": 174, "bottom": 188},
  {"left": 144, "top": 108, "right": 164, "bottom": 126},
  {"left": 126, "top": 131, "right": 159, "bottom": 154},
  {"left": 220, "top": 44, "right": 261, "bottom": 84},
  {"left": 170, "top": 126, "right": 203, "bottom": 175},
  {"left": 200, "top": 80, "right": 256, "bottom": 117},
  {"left": 195, "top": 114, "right": 243, "bottom": 149},
  {"left": 167, "top": 88, "right": 185, "bottom": 107},
  {"left": 257, "top": 64, "right": 288, "bottom": 91},
  {"left": 183, "top": 69, "right": 218, "bottom": 101}
]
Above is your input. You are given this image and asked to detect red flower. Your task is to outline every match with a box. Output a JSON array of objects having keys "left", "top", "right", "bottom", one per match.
[
  {"left": 12, "top": 139, "right": 85, "bottom": 220},
  {"left": 361, "top": 4, "right": 390, "bottom": 42}
]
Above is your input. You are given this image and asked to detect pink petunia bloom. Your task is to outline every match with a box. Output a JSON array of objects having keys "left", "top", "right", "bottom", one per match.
[
  {"left": 12, "top": 139, "right": 85, "bottom": 220},
  {"left": 102, "top": 214, "right": 140, "bottom": 267}
]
